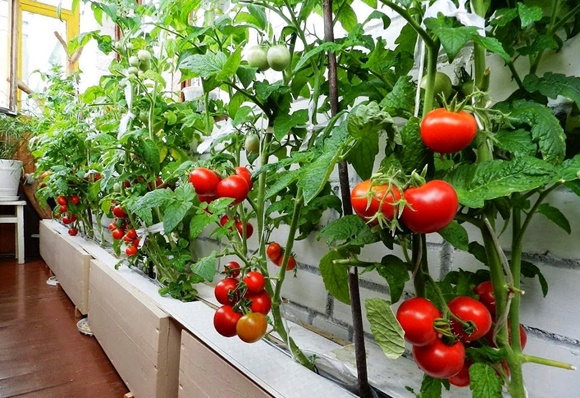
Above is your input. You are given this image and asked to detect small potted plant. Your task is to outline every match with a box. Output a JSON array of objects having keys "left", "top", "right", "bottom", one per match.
[{"left": 0, "top": 113, "right": 30, "bottom": 200}]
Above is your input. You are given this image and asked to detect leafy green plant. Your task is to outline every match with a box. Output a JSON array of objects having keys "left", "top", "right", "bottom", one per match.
[{"left": 0, "top": 113, "right": 32, "bottom": 160}]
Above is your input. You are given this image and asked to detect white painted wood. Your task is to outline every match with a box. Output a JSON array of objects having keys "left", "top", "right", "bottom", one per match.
[{"left": 0, "top": 200, "right": 26, "bottom": 263}]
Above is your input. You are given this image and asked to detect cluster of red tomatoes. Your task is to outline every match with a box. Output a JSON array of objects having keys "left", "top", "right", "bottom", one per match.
[
  {"left": 213, "top": 264, "right": 270, "bottom": 343},
  {"left": 351, "top": 179, "right": 458, "bottom": 234},
  {"left": 396, "top": 295, "right": 492, "bottom": 385},
  {"left": 266, "top": 242, "right": 296, "bottom": 271},
  {"left": 397, "top": 281, "right": 527, "bottom": 387},
  {"left": 220, "top": 215, "right": 254, "bottom": 239},
  {"left": 56, "top": 195, "right": 81, "bottom": 236},
  {"left": 107, "top": 205, "right": 140, "bottom": 257},
  {"left": 188, "top": 166, "right": 252, "bottom": 205}
]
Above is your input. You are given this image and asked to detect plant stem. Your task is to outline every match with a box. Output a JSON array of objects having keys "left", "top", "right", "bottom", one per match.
[
  {"left": 412, "top": 233, "right": 427, "bottom": 298},
  {"left": 523, "top": 355, "right": 576, "bottom": 370}
]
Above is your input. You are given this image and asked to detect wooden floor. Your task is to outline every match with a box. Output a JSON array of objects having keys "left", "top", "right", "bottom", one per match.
[{"left": 0, "top": 258, "right": 129, "bottom": 398}]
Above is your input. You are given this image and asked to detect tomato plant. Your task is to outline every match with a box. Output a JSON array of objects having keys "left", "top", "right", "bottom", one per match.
[
  {"left": 447, "top": 296, "right": 492, "bottom": 343},
  {"left": 236, "top": 312, "right": 268, "bottom": 343},
  {"left": 396, "top": 297, "right": 440, "bottom": 346},
  {"left": 216, "top": 175, "right": 250, "bottom": 204},
  {"left": 400, "top": 180, "right": 458, "bottom": 234},
  {"left": 420, "top": 108, "right": 478, "bottom": 154},
  {"left": 412, "top": 338, "right": 465, "bottom": 379}
]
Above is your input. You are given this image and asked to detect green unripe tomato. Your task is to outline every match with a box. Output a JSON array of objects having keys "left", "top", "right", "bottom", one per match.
[
  {"left": 113, "top": 182, "right": 122, "bottom": 193},
  {"left": 126, "top": 42, "right": 134, "bottom": 50},
  {"left": 246, "top": 46, "right": 269, "bottom": 71},
  {"left": 139, "top": 111, "right": 149, "bottom": 123},
  {"left": 244, "top": 134, "right": 260, "bottom": 154},
  {"left": 139, "top": 59, "right": 151, "bottom": 72},
  {"left": 267, "top": 45, "right": 291, "bottom": 72},
  {"left": 137, "top": 49, "right": 151, "bottom": 62},
  {"left": 127, "top": 66, "right": 139, "bottom": 76},
  {"left": 421, "top": 72, "right": 453, "bottom": 100},
  {"left": 129, "top": 56, "right": 140, "bottom": 67}
]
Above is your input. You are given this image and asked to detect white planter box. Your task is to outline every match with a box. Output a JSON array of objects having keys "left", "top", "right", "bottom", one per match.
[
  {"left": 89, "top": 259, "right": 181, "bottom": 398},
  {"left": 179, "top": 329, "right": 272, "bottom": 398},
  {"left": 39, "top": 220, "right": 91, "bottom": 315}
]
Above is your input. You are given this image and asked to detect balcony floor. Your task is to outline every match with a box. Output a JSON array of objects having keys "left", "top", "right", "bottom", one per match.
[{"left": 0, "top": 258, "right": 129, "bottom": 398}]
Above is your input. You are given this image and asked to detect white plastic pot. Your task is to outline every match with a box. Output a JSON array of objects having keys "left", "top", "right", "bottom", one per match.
[{"left": 0, "top": 159, "right": 23, "bottom": 200}]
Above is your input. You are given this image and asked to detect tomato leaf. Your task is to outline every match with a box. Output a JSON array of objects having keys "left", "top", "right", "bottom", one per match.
[
  {"left": 523, "top": 73, "right": 580, "bottom": 109},
  {"left": 217, "top": 47, "right": 242, "bottom": 81},
  {"left": 139, "top": 138, "right": 161, "bottom": 174},
  {"left": 419, "top": 375, "right": 443, "bottom": 398},
  {"left": 189, "top": 212, "right": 214, "bottom": 240},
  {"left": 466, "top": 346, "right": 507, "bottom": 363},
  {"left": 446, "top": 157, "right": 558, "bottom": 208},
  {"left": 319, "top": 250, "right": 351, "bottom": 305},
  {"left": 560, "top": 153, "right": 580, "bottom": 181},
  {"left": 347, "top": 130, "right": 378, "bottom": 180},
  {"left": 317, "top": 215, "right": 378, "bottom": 247},
  {"left": 273, "top": 110, "right": 309, "bottom": 140},
  {"left": 191, "top": 251, "right": 218, "bottom": 282},
  {"left": 468, "top": 242, "right": 488, "bottom": 265},
  {"left": 347, "top": 102, "right": 395, "bottom": 139},
  {"left": 163, "top": 200, "right": 193, "bottom": 233},
  {"left": 293, "top": 42, "right": 343, "bottom": 74},
  {"left": 179, "top": 52, "right": 227, "bottom": 79},
  {"left": 364, "top": 298, "right": 405, "bottom": 359},
  {"left": 380, "top": 75, "right": 415, "bottom": 118},
  {"left": 469, "top": 363, "right": 503, "bottom": 398},
  {"left": 438, "top": 221, "right": 469, "bottom": 251},
  {"left": 517, "top": 3, "right": 544, "bottom": 28},
  {"left": 394, "top": 117, "right": 432, "bottom": 174},
  {"left": 518, "top": 34, "right": 560, "bottom": 56},
  {"left": 376, "top": 255, "right": 410, "bottom": 303},
  {"left": 494, "top": 129, "right": 537, "bottom": 158},
  {"left": 521, "top": 260, "right": 549, "bottom": 297},
  {"left": 537, "top": 203, "right": 571, "bottom": 234},
  {"left": 235, "top": 65, "right": 256, "bottom": 89}
]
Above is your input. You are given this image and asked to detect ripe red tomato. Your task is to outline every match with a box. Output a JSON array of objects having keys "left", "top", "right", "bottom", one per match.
[
  {"left": 107, "top": 222, "right": 116, "bottom": 231},
  {"left": 224, "top": 261, "right": 241, "bottom": 278},
  {"left": 448, "top": 296, "right": 492, "bottom": 342},
  {"left": 214, "top": 278, "right": 239, "bottom": 306},
  {"left": 246, "top": 290, "right": 272, "bottom": 314},
  {"left": 59, "top": 205, "right": 68, "bottom": 213},
  {"left": 413, "top": 338, "right": 465, "bottom": 378},
  {"left": 112, "top": 205, "right": 128, "bottom": 218},
  {"left": 401, "top": 180, "right": 458, "bottom": 234},
  {"left": 235, "top": 220, "right": 253, "bottom": 238},
  {"left": 448, "top": 360, "right": 471, "bottom": 387},
  {"left": 396, "top": 297, "right": 440, "bottom": 346},
  {"left": 125, "top": 245, "right": 138, "bottom": 256},
  {"left": 68, "top": 228, "right": 78, "bottom": 236},
  {"left": 236, "top": 312, "right": 268, "bottom": 343},
  {"left": 243, "top": 271, "right": 266, "bottom": 294},
  {"left": 62, "top": 214, "right": 76, "bottom": 225},
  {"left": 350, "top": 180, "right": 401, "bottom": 224},
  {"left": 485, "top": 323, "right": 527, "bottom": 350},
  {"left": 474, "top": 281, "right": 496, "bottom": 315},
  {"left": 213, "top": 305, "right": 242, "bottom": 338},
  {"left": 266, "top": 242, "right": 282, "bottom": 262},
  {"left": 420, "top": 108, "right": 477, "bottom": 153},
  {"left": 57, "top": 195, "right": 68, "bottom": 206},
  {"left": 216, "top": 175, "right": 250, "bottom": 204},
  {"left": 70, "top": 194, "right": 80, "bottom": 205},
  {"left": 197, "top": 194, "right": 216, "bottom": 203},
  {"left": 235, "top": 166, "right": 253, "bottom": 190},
  {"left": 112, "top": 228, "right": 125, "bottom": 240},
  {"left": 285, "top": 256, "right": 297, "bottom": 271},
  {"left": 189, "top": 167, "right": 221, "bottom": 195},
  {"left": 126, "top": 228, "right": 138, "bottom": 240}
]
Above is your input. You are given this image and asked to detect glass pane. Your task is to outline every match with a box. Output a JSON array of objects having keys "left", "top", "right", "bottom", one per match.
[
  {"left": 20, "top": 11, "right": 67, "bottom": 112},
  {"left": 0, "top": 0, "right": 11, "bottom": 110}
]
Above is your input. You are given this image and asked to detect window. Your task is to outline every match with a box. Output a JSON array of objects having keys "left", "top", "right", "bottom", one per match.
[{"left": 0, "top": 0, "right": 79, "bottom": 114}]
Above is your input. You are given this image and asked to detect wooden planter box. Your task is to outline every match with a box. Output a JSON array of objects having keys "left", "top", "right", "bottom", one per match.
[
  {"left": 39, "top": 220, "right": 90, "bottom": 315},
  {"left": 178, "top": 330, "right": 272, "bottom": 398},
  {"left": 89, "top": 259, "right": 181, "bottom": 398}
]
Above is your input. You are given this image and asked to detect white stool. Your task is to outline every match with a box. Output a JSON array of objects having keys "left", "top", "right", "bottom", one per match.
[{"left": 0, "top": 200, "right": 26, "bottom": 264}]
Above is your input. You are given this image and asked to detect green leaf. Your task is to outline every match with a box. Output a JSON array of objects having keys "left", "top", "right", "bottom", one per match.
[
  {"left": 469, "top": 363, "right": 503, "bottom": 398},
  {"left": 395, "top": 117, "right": 431, "bottom": 174},
  {"left": 189, "top": 212, "right": 214, "bottom": 240},
  {"left": 425, "top": 22, "right": 474, "bottom": 62},
  {"left": 163, "top": 200, "right": 193, "bottom": 233},
  {"left": 376, "top": 255, "right": 410, "bottom": 303},
  {"left": 265, "top": 169, "right": 301, "bottom": 200},
  {"left": 139, "top": 139, "right": 160, "bottom": 174},
  {"left": 347, "top": 102, "right": 395, "bottom": 139},
  {"left": 523, "top": 73, "right": 580, "bottom": 109},
  {"left": 495, "top": 100, "right": 566, "bottom": 164},
  {"left": 466, "top": 346, "right": 507, "bottom": 363},
  {"left": 273, "top": 109, "right": 309, "bottom": 140},
  {"left": 491, "top": 8, "right": 518, "bottom": 27},
  {"left": 495, "top": 129, "right": 537, "bottom": 158},
  {"left": 472, "top": 35, "right": 510, "bottom": 61},
  {"left": 319, "top": 250, "right": 351, "bottom": 304},
  {"left": 560, "top": 153, "right": 580, "bottom": 181},
  {"left": 380, "top": 75, "right": 416, "bottom": 117},
  {"left": 521, "top": 260, "right": 549, "bottom": 296},
  {"left": 438, "top": 221, "right": 469, "bottom": 251},
  {"left": 293, "top": 42, "right": 342, "bottom": 73},
  {"left": 135, "top": 188, "right": 174, "bottom": 209},
  {"left": 317, "top": 215, "right": 378, "bottom": 246},
  {"left": 517, "top": 3, "right": 543, "bottom": 28},
  {"left": 191, "top": 251, "right": 217, "bottom": 282},
  {"left": 537, "top": 203, "right": 571, "bottom": 234},
  {"left": 179, "top": 52, "right": 227, "bottom": 79},
  {"left": 468, "top": 242, "right": 488, "bottom": 265},
  {"left": 347, "top": 130, "right": 378, "bottom": 180},
  {"left": 446, "top": 157, "right": 558, "bottom": 208},
  {"left": 336, "top": 4, "right": 357, "bottom": 32},
  {"left": 236, "top": 65, "right": 257, "bottom": 89},
  {"left": 518, "top": 34, "right": 559, "bottom": 56},
  {"left": 364, "top": 298, "right": 405, "bottom": 359},
  {"left": 419, "top": 376, "right": 443, "bottom": 398},
  {"left": 217, "top": 47, "right": 242, "bottom": 81}
]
